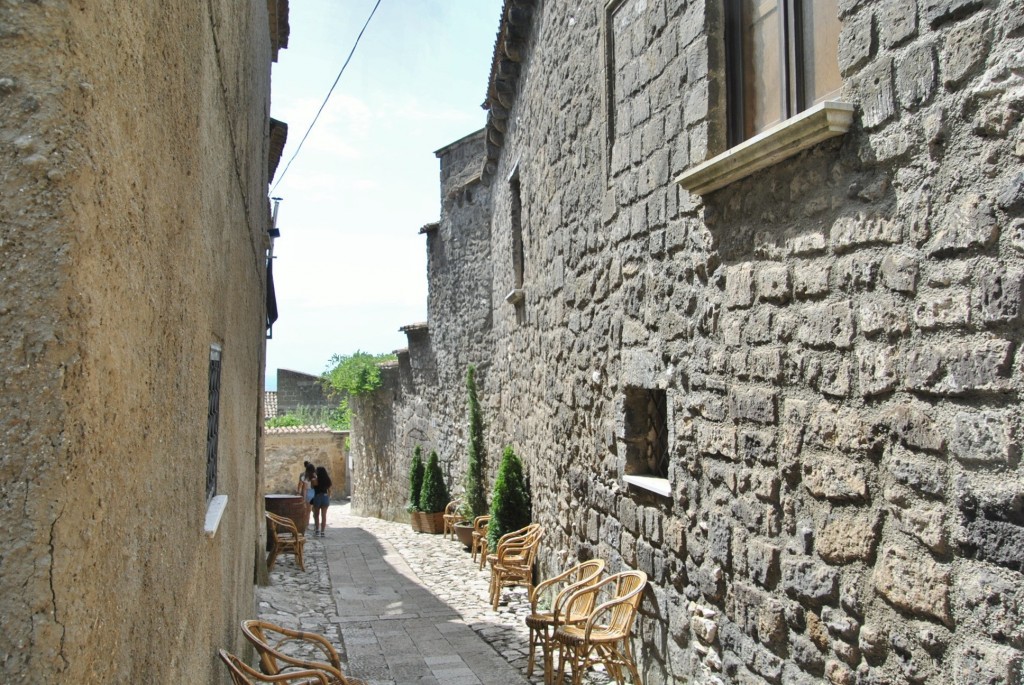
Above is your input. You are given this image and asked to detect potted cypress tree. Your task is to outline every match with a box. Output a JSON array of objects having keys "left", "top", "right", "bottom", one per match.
[
  {"left": 454, "top": 365, "right": 488, "bottom": 549},
  {"left": 407, "top": 445, "right": 425, "bottom": 532},
  {"left": 418, "top": 450, "right": 450, "bottom": 534},
  {"left": 487, "top": 446, "right": 532, "bottom": 551}
]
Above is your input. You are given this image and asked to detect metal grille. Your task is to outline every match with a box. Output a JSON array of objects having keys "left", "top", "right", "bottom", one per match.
[{"left": 206, "top": 345, "right": 222, "bottom": 502}]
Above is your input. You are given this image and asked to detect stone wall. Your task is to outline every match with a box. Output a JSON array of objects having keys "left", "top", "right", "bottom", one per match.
[
  {"left": 276, "top": 368, "right": 332, "bottom": 416},
  {"left": 0, "top": 1, "right": 279, "bottom": 682},
  {"left": 352, "top": 130, "right": 496, "bottom": 521},
  {"left": 264, "top": 427, "right": 350, "bottom": 499},
  {"left": 352, "top": 1, "right": 1024, "bottom": 684}
]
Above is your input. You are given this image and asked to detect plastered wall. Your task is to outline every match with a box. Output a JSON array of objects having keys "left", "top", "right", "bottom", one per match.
[{"left": 0, "top": 1, "right": 274, "bottom": 682}]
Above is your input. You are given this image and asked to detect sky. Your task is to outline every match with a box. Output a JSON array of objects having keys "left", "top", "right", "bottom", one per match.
[{"left": 266, "top": 0, "right": 503, "bottom": 390}]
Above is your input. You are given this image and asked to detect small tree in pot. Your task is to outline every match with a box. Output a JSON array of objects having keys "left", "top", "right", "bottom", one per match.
[
  {"left": 454, "top": 365, "right": 488, "bottom": 548},
  {"left": 417, "top": 450, "right": 450, "bottom": 534},
  {"left": 407, "top": 445, "right": 425, "bottom": 531},
  {"left": 487, "top": 446, "right": 531, "bottom": 551}
]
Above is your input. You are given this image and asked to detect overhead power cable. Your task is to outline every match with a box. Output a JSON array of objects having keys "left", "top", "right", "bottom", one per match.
[{"left": 271, "top": 0, "right": 382, "bottom": 193}]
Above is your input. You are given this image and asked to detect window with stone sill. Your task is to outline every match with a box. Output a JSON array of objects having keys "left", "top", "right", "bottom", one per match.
[
  {"left": 507, "top": 166, "right": 527, "bottom": 325},
  {"left": 621, "top": 386, "right": 672, "bottom": 497},
  {"left": 677, "top": 0, "right": 852, "bottom": 195},
  {"left": 204, "top": 343, "right": 227, "bottom": 537}
]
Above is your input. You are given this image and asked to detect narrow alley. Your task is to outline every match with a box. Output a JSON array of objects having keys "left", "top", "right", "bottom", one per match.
[{"left": 258, "top": 503, "right": 611, "bottom": 685}]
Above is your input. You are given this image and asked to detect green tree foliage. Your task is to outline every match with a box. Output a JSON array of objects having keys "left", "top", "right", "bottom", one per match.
[
  {"left": 264, "top": 405, "right": 338, "bottom": 429},
  {"left": 488, "top": 446, "right": 531, "bottom": 551},
  {"left": 321, "top": 350, "right": 396, "bottom": 429},
  {"left": 418, "top": 450, "right": 450, "bottom": 514},
  {"left": 407, "top": 446, "right": 425, "bottom": 513},
  {"left": 462, "top": 365, "right": 488, "bottom": 520}
]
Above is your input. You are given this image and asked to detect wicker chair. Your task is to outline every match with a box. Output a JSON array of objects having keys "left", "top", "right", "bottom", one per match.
[
  {"left": 488, "top": 523, "right": 544, "bottom": 610},
  {"left": 553, "top": 571, "right": 648, "bottom": 685},
  {"left": 525, "top": 559, "right": 606, "bottom": 684},
  {"left": 242, "top": 620, "right": 367, "bottom": 685},
  {"left": 442, "top": 499, "right": 462, "bottom": 540},
  {"left": 266, "top": 512, "right": 306, "bottom": 572},
  {"left": 218, "top": 649, "right": 330, "bottom": 685},
  {"left": 470, "top": 515, "right": 491, "bottom": 568}
]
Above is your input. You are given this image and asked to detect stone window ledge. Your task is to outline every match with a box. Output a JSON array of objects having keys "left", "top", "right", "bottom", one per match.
[
  {"left": 204, "top": 495, "right": 228, "bottom": 538},
  {"left": 623, "top": 474, "right": 671, "bottom": 497},
  {"left": 505, "top": 288, "right": 525, "bottom": 305},
  {"left": 675, "top": 101, "right": 855, "bottom": 196}
]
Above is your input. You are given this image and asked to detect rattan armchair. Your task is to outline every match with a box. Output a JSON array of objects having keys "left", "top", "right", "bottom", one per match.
[
  {"left": 266, "top": 512, "right": 306, "bottom": 572},
  {"left": 442, "top": 499, "right": 462, "bottom": 540},
  {"left": 471, "top": 515, "right": 491, "bottom": 568},
  {"left": 242, "top": 619, "right": 367, "bottom": 685},
  {"left": 525, "top": 559, "right": 606, "bottom": 683},
  {"left": 488, "top": 523, "right": 544, "bottom": 610},
  {"left": 219, "top": 649, "right": 330, "bottom": 685},
  {"left": 553, "top": 571, "right": 648, "bottom": 685}
]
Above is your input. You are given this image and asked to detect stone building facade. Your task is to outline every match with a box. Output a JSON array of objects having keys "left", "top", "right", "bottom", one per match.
[
  {"left": 352, "top": 1, "right": 1024, "bottom": 683},
  {"left": 275, "top": 367, "right": 334, "bottom": 416},
  {"left": 0, "top": 1, "right": 285, "bottom": 683}
]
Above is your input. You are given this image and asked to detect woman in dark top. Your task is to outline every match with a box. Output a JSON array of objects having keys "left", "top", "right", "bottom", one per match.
[{"left": 311, "top": 465, "right": 332, "bottom": 537}]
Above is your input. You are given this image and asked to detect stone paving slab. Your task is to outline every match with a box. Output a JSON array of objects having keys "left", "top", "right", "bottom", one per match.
[{"left": 257, "top": 502, "right": 612, "bottom": 685}]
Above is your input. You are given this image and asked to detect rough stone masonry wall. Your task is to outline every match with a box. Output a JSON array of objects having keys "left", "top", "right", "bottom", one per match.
[
  {"left": 264, "top": 428, "right": 350, "bottom": 498},
  {"left": 0, "top": 2, "right": 273, "bottom": 683},
  {"left": 276, "top": 368, "right": 333, "bottom": 416},
  {"left": 353, "top": 1, "right": 1024, "bottom": 684}
]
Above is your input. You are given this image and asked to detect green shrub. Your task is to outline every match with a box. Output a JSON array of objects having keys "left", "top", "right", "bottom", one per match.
[
  {"left": 321, "top": 350, "right": 397, "bottom": 429},
  {"left": 488, "top": 446, "right": 531, "bottom": 551},
  {"left": 407, "top": 446, "right": 425, "bottom": 513},
  {"left": 462, "top": 365, "right": 488, "bottom": 520},
  {"left": 265, "top": 414, "right": 302, "bottom": 428},
  {"left": 418, "top": 450, "right": 450, "bottom": 514}
]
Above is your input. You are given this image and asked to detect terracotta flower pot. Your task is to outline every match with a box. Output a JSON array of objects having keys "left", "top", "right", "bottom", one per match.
[
  {"left": 453, "top": 521, "right": 475, "bottom": 549},
  {"left": 418, "top": 511, "right": 446, "bottom": 534}
]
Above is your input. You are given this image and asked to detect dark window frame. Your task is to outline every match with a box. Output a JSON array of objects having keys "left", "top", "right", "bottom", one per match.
[{"left": 725, "top": 0, "right": 820, "bottom": 147}]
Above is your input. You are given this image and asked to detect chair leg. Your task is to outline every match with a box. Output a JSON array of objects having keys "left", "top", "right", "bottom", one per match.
[
  {"left": 570, "top": 643, "right": 586, "bottom": 685},
  {"left": 266, "top": 549, "right": 278, "bottom": 571},
  {"left": 543, "top": 630, "right": 558, "bottom": 685},
  {"left": 527, "top": 626, "right": 537, "bottom": 676},
  {"left": 620, "top": 638, "right": 642, "bottom": 685},
  {"left": 295, "top": 544, "right": 305, "bottom": 571}
]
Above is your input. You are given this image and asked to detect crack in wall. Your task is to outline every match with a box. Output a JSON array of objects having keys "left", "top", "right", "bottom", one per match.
[
  {"left": 203, "top": 0, "right": 265, "bottom": 282},
  {"left": 47, "top": 502, "right": 69, "bottom": 672}
]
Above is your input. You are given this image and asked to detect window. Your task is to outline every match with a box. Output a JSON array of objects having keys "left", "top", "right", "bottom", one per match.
[
  {"left": 505, "top": 166, "right": 526, "bottom": 323},
  {"left": 205, "top": 344, "right": 222, "bottom": 502},
  {"left": 511, "top": 170, "right": 524, "bottom": 291},
  {"left": 725, "top": 0, "right": 842, "bottom": 145},
  {"left": 621, "top": 387, "right": 671, "bottom": 496}
]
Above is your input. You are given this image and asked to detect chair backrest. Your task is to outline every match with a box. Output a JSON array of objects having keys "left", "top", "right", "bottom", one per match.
[
  {"left": 497, "top": 522, "right": 540, "bottom": 550},
  {"left": 219, "top": 648, "right": 329, "bottom": 685},
  {"left": 552, "top": 559, "right": 605, "bottom": 616},
  {"left": 241, "top": 618, "right": 284, "bottom": 675},
  {"left": 599, "top": 571, "right": 648, "bottom": 635},
  {"left": 473, "top": 515, "right": 491, "bottom": 533},
  {"left": 561, "top": 570, "right": 647, "bottom": 631},
  {"left": 496, "top": 523, "right": 543, "bottom": 563},
  {"left": 444, "top": 500, "right": 461, "bottom": 516},
  {"left": 267, "top": 511, "right": 299, "bottom": 537}
]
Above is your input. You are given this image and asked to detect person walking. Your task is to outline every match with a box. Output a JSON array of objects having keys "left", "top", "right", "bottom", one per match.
[
  {"left": 311, "top": 465, "right": 332, "bottom": 537},
  {"left": 296, "top": 462, "right": 316, "bottom": 528}
]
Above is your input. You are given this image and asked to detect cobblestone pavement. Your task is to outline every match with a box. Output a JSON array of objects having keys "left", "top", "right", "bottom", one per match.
[{"left": 257, "top": 502, "right": 612, "bottom": 685}]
